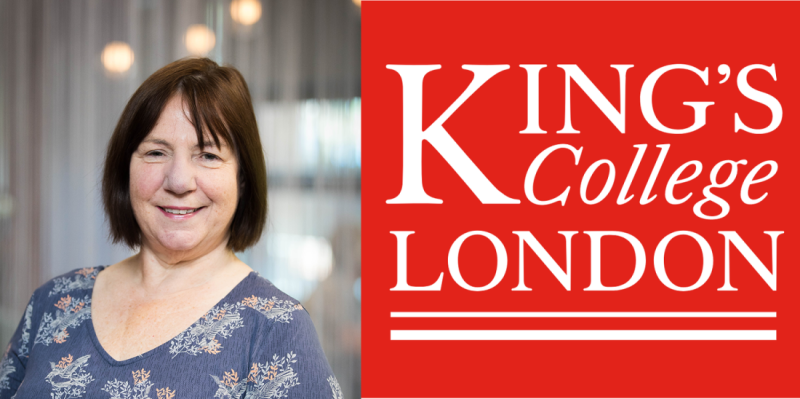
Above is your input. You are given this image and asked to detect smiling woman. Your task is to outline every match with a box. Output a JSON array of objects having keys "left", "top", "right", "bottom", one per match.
[
  {"left": 104, "top": 58, "right": 267, "bottom": 254},
  {"left": 0, "top": 58, "right": 340, "bottom": 399},
  {"left": 128, "top": 96, "right": 242, "bottom": 258}
]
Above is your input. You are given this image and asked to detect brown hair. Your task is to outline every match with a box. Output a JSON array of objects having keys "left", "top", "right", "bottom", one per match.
[{"left": 102, "top": 57, "right": 267, "bottom": 252}]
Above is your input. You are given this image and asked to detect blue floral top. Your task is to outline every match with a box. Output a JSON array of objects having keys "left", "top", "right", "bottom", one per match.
[{"left": 0, "top": 266, "right": 341, "bottom": 399}]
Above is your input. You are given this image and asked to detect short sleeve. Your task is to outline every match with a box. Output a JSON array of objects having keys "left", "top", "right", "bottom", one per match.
[
  {"left": 0, "top": 294, "right": 36, "bottom": 399},
  {"left": 246, "top": 307, "right": 341, "bottom": 399}
]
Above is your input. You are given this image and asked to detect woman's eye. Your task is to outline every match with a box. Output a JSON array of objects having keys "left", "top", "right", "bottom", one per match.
[
  {"left": 145, "top": 150, "right": 165, "bottom": 157},
  {"left": 201, "top": 153, "right": 221, "bottom": 162}
]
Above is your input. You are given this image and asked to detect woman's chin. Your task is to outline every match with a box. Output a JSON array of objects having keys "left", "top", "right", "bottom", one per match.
[{"left": 153, "top": 235, "right": 205, "bottom": 254}]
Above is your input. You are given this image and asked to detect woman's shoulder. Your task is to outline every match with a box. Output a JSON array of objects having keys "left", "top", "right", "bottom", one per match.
[
  {"left": 235, "top": 272, "right": 309, "bottom": 327},
  {"left": 11, "top": 266, "right": 101, "bottom": 356},
  {"left": 234, "top": 273, "right": 337, "bottom": 394},
  {"left": 31, "top": 265, "right": 103, "bottom": 302},
  {"left": 233, "top": 272, "right": 327, "bottom": 355}
]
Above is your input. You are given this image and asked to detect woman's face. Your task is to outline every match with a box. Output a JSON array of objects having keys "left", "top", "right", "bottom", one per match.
[{"left": 129, "top": 95, "right": 239, "bottom": 257}]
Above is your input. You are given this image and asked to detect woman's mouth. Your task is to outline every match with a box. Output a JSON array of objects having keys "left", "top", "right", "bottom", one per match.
[{"left": 158, "top": 206, "right": 204, "bottom": 217}]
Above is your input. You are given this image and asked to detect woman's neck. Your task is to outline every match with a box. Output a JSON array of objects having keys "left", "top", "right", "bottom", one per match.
[{"left": 117, "top": 239, "right": 250, "bottom": 298}]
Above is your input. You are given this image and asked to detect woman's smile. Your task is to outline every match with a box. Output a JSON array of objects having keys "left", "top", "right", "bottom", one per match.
[{"left": 157, "top": 206, "right": 206, "bottom": 218}]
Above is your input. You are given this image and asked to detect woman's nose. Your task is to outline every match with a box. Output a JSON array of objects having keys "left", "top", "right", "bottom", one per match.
[{"left": 163, "top": 155, "right": 197, "bottom": 194}]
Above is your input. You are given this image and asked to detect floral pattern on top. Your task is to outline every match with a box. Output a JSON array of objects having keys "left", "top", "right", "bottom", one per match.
[
  {"left": 48, "top": 268, "right": 99, "bottom": 297},
  {"left": 45, "top": 354, "right": 94, "bottom": 399},
  {"left": 244, "top": 352, "right": 299, "bottom": 399},
  {"left": 168, "top": 295, "right": 302, "bottom": 359},
  {"left": 0, "top": 346, "right": 14, "bottom": 391},
  {"left": 155, "top": 387, "right": 176, "bottom": 399},
  {"left": 34, "top": 295, "right": 92, "bottom": 346},
  {"left": 240, "top": 296, "right": 302, "bottom": 324},
  {"left": 17, "top": 302, "right": 33, "bottom": 358},
  {"left": 168, "top": 303, "right": 245, "bottom": 358},
  {"left": 327, "top": 376, "right": 342, "bottom": 399},
  {"left": 102, "top": 369, "right": 176, "bottom": 399},
  {"left": 210, "top": 369, "right": 247, "bottom": 399},
  {"left": 210, "top": 352, "right": 299, "bottom": 399},
  {"left": 2, "top": 268, "right": 338, "bottom": 399}
]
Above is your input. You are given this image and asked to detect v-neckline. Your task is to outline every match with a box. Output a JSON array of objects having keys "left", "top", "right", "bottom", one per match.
[{"left": 86, "top": 265, "right": 257, "bottom": 367}]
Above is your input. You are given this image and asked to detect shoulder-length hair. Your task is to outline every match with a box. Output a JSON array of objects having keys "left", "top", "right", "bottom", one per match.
[{"left": 102, "top": 57, "right": 267, "bottom": 252}]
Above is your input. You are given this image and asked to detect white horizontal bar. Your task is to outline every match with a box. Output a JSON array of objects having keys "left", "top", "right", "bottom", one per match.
[
  {"left": 391, "top": 330, "right": 776, "bottom": 340},
  {"left": 391, "top": 311, "right": 776, "bottom": 318}
]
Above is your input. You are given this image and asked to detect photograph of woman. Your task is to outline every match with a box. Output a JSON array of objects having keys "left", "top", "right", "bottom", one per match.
[
  {"left": 3, "top": 57, "right": 338, "bottom": 398},
  {"left": 0, "top": 1, "right": 361, "bottom": 398}
]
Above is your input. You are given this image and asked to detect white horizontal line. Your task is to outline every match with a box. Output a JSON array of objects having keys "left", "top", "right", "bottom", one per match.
[
  {"left": 391, "top": 330, "right": 776, "bottom": 340},
  {"left": 391, "top": 311, "right": 776, "bottom": 318}
]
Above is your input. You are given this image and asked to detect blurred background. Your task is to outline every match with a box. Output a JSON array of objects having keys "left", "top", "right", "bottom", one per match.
[{"left": 0, "top": 0, "right": 361, "bottom": 397}]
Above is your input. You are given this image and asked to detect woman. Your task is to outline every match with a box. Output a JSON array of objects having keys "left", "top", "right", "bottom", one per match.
[{"left": 0, "top": 58, "right": 341, "bottom": 399}]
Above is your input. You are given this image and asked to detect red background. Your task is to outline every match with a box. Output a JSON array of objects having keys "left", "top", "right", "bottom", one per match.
[{"left": 362, "top": 2, "right": 799, "bottom": 397}]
